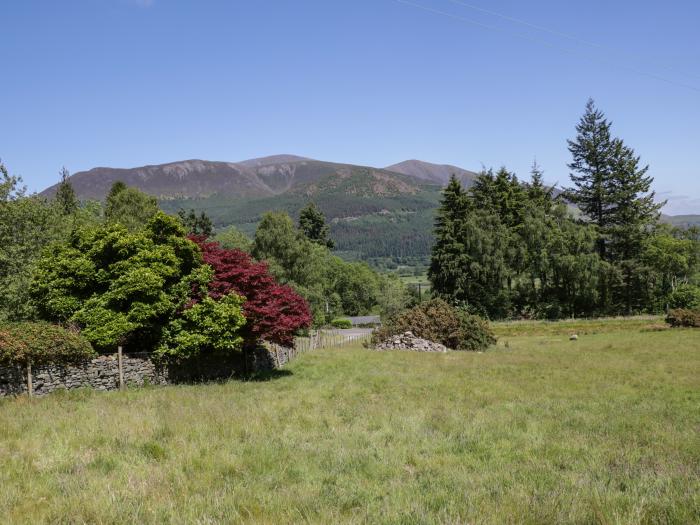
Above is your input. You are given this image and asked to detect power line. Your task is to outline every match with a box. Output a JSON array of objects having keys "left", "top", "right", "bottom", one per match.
[
  {"left": 445, "top": 0, "right": 700, "bottom": 80},
  {"left": 393, "top": 0, "right": 700, "bottom": 94}
]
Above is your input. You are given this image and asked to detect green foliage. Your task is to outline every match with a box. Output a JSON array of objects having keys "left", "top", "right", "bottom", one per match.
[
  {"left": 0, "top": 161, "right": 102, "bottom": 322},
  {"left": 372, "top": 299, "right": 495, "bottom": 351},
  {"left": 105, "top": 182, "right": 158, "bottom": 231},
  {"left": 298, "top": 201, "right": 334, "bottom": 249},
  {"left": 178, "top": 208, "right": 214, "bottom": 237},
  {"left": 377, "top": 274, "right": 412, "bottom": 320},
  {"left": 566, "top": 99, "right": 663, "bottom": 313},
  {"left": 158, "top": 189, "right": 441, "bottom": 261},
  {"left": 0, "top": 322, "right": 95, "bottom": 366},
  {"left": 667, "top": 284, "right": 700, "bottom": 310},
  {"left": 252, "top": 211, "right": 388, "bottom": 323},
  {"left": 214, "top": 225, "right": 252, "bottom": 252},
  {"left": 665, "top": 308, "right": 700, "bottom": 328},
  {"left": 30, "top": 212, "right": 205, "bottom": 351},
  {"left": 330, "top": 318, "right": 352, "bottom": 329},
  {"left": 156, "top": 294, "right": 246, "bottom": 360}
]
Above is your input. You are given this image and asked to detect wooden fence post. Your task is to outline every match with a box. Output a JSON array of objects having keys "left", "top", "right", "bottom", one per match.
[
  {"left": 117, "top": 346, "right": 124, "bottom": 391},
  {"left": 27, "top": 361, "right": 33, "bottom": 398}
]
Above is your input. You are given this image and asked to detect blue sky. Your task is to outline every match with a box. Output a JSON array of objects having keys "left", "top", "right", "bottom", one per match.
[{"left": 1, "top": 0, "right": 699, "bottom": 213}]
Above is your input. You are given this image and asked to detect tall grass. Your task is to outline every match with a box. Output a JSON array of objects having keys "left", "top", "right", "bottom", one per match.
[{"left": 0, "top": 327, "right": 698, "bottom": 523}]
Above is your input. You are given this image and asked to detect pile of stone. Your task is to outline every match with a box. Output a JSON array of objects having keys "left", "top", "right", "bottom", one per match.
[{"left": 374, "top": 331, "right": 449, "bottom": 353}]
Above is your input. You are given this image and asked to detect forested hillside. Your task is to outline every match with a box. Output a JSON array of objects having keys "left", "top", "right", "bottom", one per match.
[{"left": 40, "top": 155, "right": 699, "bottom": 268}]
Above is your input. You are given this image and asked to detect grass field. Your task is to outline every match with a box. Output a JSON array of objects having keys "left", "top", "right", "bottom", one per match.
[{"left": 0, "top": 322, "right": 698, "bottom": 523}]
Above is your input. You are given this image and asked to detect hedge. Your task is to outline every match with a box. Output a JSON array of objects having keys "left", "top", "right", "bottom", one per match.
[{"left": 0, "top": 322, "right": 96, "bottom": 366}]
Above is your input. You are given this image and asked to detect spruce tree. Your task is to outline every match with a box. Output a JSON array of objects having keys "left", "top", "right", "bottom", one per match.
[
  {"left": 566, "top": 99, "right": 617, "bottom": 259},
  {"left": 55, "top": 167, "right": 78, "bottom": 215},
  {"left": 428, "top": 175, "right": 470, "bottom": 305},
  {"left": 298, "top": 202, "right": 334, "bottom": 249},
  {"left": 607, "top": 139, "right": 664, "bottom": 313},
  {"left": 526, "top": 161, "right": 555, "bottom": 213}
]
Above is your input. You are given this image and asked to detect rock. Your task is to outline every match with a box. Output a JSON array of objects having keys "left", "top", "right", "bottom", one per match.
[
  {"left": 570, "top": 334, "right": 578, "bottom": 341},
  {"left": 374, "top": 333, "right": 449, "bottom": 353}
]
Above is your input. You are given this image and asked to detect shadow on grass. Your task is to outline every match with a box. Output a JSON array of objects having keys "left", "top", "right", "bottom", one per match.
[{"left": 245, "top": 369, "right": 294, "bottom": 382}]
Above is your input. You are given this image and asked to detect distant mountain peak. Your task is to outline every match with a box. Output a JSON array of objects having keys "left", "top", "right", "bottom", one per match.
[
  {"left": 236, "top": 154, "right": 311, "bottom": 168},
  {"left": 385, "top": 159, "right": 478, "bottom": 186}
]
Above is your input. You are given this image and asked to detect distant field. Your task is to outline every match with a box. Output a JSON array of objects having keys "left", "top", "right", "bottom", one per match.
[{"left": 1, "top": 322, "right": 698, "bottom": 523}]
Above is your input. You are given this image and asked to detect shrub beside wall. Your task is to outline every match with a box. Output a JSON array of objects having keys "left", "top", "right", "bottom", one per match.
[{"left": 0, "top": 322, "right": 96, "bottom": 367}]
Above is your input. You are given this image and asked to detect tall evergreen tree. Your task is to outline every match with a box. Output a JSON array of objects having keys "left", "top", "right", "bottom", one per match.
[
  {"left": 565, "top": 98, "right": 617, "bottom": 260},
  {"left": 428, "top": 175, "right": 470, "bottom": 306},
  {"left": 606, "top": 139, "right": 664, "bottom": 313},
  {"left": 55, "top": 167, "right": 78, "bottom": 215},
  {"left": 298, "top": 202, "right": 334, "bottom": 249}
]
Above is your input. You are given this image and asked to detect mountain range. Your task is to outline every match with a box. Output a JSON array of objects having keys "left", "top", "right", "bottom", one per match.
[
  {"left": 41, "top": 155, "right": 699, "bottom": 266},
  {"left": 41, "top": 156, "right": 478, "bottom": 201}
]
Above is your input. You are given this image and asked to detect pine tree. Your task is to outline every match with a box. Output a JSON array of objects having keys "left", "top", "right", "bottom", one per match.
[
  {"left": 566, "top": 99, "right": 617, "bottom": 260},
  {"left": 55, "top": 167, "right": 78, "bottom": 215},
  {"left": 298, "top": 202, "right": 334, "bottom": 249}
]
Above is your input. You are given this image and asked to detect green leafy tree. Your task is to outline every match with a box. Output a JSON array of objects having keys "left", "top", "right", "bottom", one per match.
[
  {"left": 178, "top": 208, "right": 214, "bottom": 237},
  {"left": 377, "top": 274, "right": 411, "bottom": 320},
  {"left": 0, "top": 162, "right": 72, "bottom": 321},
  {"left": 105, "top": 182, "right": 158, "bottom": 231},
  {"left": 215, "top": 225, "right": 253, "bottom": 252},
  {"left": 298, "top": 202, "right": 334, "bottom": 249},
  {"left": 55, "top": 167, "right": 79, "bottom": 215}
]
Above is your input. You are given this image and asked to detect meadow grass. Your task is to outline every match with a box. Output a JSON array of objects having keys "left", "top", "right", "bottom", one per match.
[{"left": 0, "top": 325, "right": 698, "bottom": 524}]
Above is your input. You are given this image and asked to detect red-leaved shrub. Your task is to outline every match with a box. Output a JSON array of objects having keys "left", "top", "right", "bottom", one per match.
[{"left": 191, "top": 236, "right": 312, "bottom": 346}]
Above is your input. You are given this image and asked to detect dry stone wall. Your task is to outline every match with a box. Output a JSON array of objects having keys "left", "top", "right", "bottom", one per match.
[{"left": 0, "top": 342, "right": 294, "bottom": 397}]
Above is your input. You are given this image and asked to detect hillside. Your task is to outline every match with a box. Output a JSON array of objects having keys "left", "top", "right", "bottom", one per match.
[
  {"left": 40, "top": 156, "right": 699, "bottom": 266},
  {"left": 41, "top": 156, "right": 445, "bottom": 264},
  {"left": 41, "top": 156, "right": 432, "bottom": 201},
  {"left": 661, "top": 214, "right": 700, "bottom": 228},
  {"left": 385, "top": 159, "right": 479, "bottom": 186}
]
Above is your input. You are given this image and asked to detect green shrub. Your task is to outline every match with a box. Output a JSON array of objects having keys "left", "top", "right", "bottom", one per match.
[
  {"left": 0, "top": 322, "right": 95, "bottom": 366},
  {"left": 371, "top": 299, "right": 496, "bottom": 351},
  {"left": 668, "top": 285, "right": 700, "bottom": 310},
  {"left": 155, "top": 294, "right": 247, "bottom": 361},
  {"left": 665, "top": 309, "right": 700, "bottom": 328},
  {"left": 330, "top": 318, "right": 352, "bottom": 329}
]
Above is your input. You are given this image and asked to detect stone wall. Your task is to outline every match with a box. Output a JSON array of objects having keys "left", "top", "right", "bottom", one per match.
[{"left": 0, "top": 342, "right": 295, "bottom": 397}]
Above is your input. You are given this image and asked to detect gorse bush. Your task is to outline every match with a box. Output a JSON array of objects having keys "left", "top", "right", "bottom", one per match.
[
  {"left": 372, "top": 299, "right": 496, "bottom": 351},
  {"left": 665, "top": 309, "right": 700, "bottom": 328},
  {"left": 0, "top": 322, "right": 95, "bottom": 366}
]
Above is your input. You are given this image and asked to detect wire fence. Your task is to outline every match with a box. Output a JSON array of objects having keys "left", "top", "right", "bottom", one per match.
[{"left": 292, "top": 329, "right": 372, "bottom": 354}]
